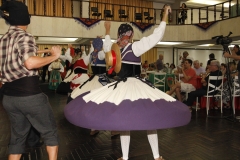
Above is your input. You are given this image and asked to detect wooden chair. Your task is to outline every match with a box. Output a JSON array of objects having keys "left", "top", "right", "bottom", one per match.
[
  {"left": 135, "top": 13, "right": 142, "bottom": 22},
  {"left": 104, "top": 10, "right": 113, "bottom": 18},
  {"left": 144, "top": 12, "right": 153, "bottom": 21},
  {"left": 119, "top": 9, "right": 128, "bottom": 19},
  {"left": 91, "top": 7, "right": 101, "bottom": 17}
]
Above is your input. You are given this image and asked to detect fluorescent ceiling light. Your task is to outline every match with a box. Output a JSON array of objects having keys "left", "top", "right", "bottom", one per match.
[
  {"left": 37, "top": 37, "right": 78, "bottom": 42},
  {"left": 157, "top": 42, "right": 183, "bottom": 45},
  {"left": 188, "top": 0, "right": 234, "bottom": 7},
  {"left": 198, "top": 44, "right": 215, "bottom": 46},
  {"left": 102, "top": 39, "right": 116, "bottom": 43}
]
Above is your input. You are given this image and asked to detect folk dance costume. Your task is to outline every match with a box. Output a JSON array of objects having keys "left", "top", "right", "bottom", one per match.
[
  {"left": 70, "top": 38, "right": 111, "bottom": 100},
  {"left": 65, "top": 10, "right": 191, "bottom": 160},
  {"left": 48, "top": 60, "right": 64, "bottom": 90},
  {"left": 68, "top": 38, "right": 115, "bottom": 136},
  {"left": 69, "top": 55, "right": 90, "bottom": 91},
  {"left": 57, "top": 53, "right": 90, "bottom": 96},
  {"left": 60, "top": 46, "right": 73, "bottom": 79}
]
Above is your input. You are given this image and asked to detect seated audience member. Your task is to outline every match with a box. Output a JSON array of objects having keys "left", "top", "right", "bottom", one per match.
[
  {"left": 216, "top": 62, "right": 238, "bottom": 109},
  {"left": 165, "top": 63, "right": 169, "bottom": 68},
  {"left": 184, "top": 60, "right": 222, "bottom": 111},
  {"left": 170, "top": 63, "right": 176, "bottom": 73},
  {"left": 142, "top": 60, "right": 149, "bottom": 70},
  {"left": 149, "top": 62, "right": 156, "bottom": 70},
  {"left": 166, "top": 59, "right": 197, "bottom": 102},
  {"left": 193, "top": 60, "right": 205, "bottom": 76},
  {"left": 220, "top": 63, "right": 227, "bottom": 73}
]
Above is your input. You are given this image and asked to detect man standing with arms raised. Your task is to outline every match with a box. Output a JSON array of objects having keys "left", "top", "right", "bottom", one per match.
[{"left": 0, "top": 1, "right": 60, "bottom": 160}]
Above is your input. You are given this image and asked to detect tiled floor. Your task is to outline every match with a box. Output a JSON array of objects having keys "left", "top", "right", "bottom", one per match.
[{"left": 1, "top": 83, "right": 240, "bottom": 160}]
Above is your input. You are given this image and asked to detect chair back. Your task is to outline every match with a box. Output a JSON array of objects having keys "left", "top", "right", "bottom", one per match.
[
  {"left": 146, "top": 70, "right": 155, "bottom": 80},
  {"left": 144, "top": 12, "right": 153, "bottom": 20},
  {"left": 206, "top": 75, "right": 223, "bottom": 96},
  {"left": 135, "top": 13, "right": 142, "bottom": 20},
  {"left": 119, "top": 9, "right": 128, "bottom": 18},
  {"left": 119, "top": 9, "right": 125, "bottom": 14},
  {"left": 91, "top": 7, "right": 101, "bottom": 17},
  {"left": 104, "top": 10, "right": 113, "bottom": 17},
  {"left": 144, "top": 12, "right": 150, "bottom": 16},
  {"left": 154, "top": 72, "right": 166, "bottom": 92},
  {"left": 91, "top": 7, "right": 98, "bottom": 12}
]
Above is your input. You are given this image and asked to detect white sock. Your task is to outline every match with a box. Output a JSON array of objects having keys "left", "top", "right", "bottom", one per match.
[
  {"left": 147, "top": 130, "right": 160, "bottom": 159},
  {"left": 120, "top": 131, "right": 130, "bottom": 160}
]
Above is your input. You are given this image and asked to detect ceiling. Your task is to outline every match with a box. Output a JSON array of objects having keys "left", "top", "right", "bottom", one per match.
[{"left": 2, "top": 0, "right": 236, "bottom": 50}]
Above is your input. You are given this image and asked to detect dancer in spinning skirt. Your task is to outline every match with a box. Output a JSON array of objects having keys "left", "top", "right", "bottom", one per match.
[{"left": 65, "top": 5, "right": 191, "bottom": 160}]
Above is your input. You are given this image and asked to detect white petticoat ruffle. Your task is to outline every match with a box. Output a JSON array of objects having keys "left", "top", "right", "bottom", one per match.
[
  {"left": 83, "top": 77, "right": 176, "bottom": 105},
  {"left": 71, "top": 75, "right": 103, "bottom": 99}
]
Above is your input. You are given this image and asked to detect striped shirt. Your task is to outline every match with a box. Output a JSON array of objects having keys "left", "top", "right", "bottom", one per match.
[{"left": 0, "top": 26, "right": 38, "bottom": 83}]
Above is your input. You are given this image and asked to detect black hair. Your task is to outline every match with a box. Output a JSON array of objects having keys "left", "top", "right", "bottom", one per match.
[
  {"left": 181, "top": 3, "right": 187, "bottom": 8},
  {"left": 170, "top": 63, "right": 175, "bottom": 69},
  {"left": 185, "top": 59, "right": 192, "bottom": 66},
  {"left": 209, "top": 53, "right": 215, "bottom": 59}
]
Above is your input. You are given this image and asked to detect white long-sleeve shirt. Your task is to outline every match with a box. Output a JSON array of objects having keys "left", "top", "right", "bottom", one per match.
[
  {"left": 103, "top": 21, "right": 166, "bottom": 57},
  {"left": 48, "top": 61, "right": 64, "bottom": 72},
  {"left": 60, "top": 48, "right": 72, "bottom": 63}
]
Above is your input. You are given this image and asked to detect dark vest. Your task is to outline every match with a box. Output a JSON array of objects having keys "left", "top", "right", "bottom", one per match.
[{"left": 117, "top": 44, "right": 141, "bottom": 78}]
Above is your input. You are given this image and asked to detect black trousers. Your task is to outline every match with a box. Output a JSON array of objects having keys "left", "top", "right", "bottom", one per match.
[
  {"left": 185, "top": 89, "right": 207, "bottom": 106},
  {"left": 42, "top": 65, "right": 50, "bottom": 82}
]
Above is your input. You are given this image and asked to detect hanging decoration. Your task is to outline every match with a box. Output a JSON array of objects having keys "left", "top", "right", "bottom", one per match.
[
  {"left": 73, "top": 17, "right": 102, "bottom": 29},
  {"left": 130, "top": 22, "right": 155, "bottom": 33},
  {"left": 194, "top": 21, "right": 217, "bottom": 30}
]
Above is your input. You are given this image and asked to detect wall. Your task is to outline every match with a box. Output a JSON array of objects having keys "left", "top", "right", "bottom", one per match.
[
  {"left": 0, "top": 16, "right": 239, "bottom": 42},
  {"left": 73, "top": 1, "right": 81, "bottom": 18}
]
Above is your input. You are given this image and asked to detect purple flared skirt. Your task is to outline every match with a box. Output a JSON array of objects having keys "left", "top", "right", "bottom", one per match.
[{"left": 64, "top": 78, "right": 191, "bottom": 130}]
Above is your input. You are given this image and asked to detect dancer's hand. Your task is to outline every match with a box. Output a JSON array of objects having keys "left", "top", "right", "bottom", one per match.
[
  {"left": 51, "top": 45, "right": 62, "bottom": 58},
  {"left": 162, "top": 5, "right": 171, "bottom": 22},
  {"left": 104, "top": 21, "right": 111, "bottom": 35},
  {"left": 164, "top": 4, "right": 172, "bottom": 14}
]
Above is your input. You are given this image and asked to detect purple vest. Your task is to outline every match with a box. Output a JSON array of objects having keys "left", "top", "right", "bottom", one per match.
[{"left": 121, "top": 44, "right": 141, "bottom": 65}]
